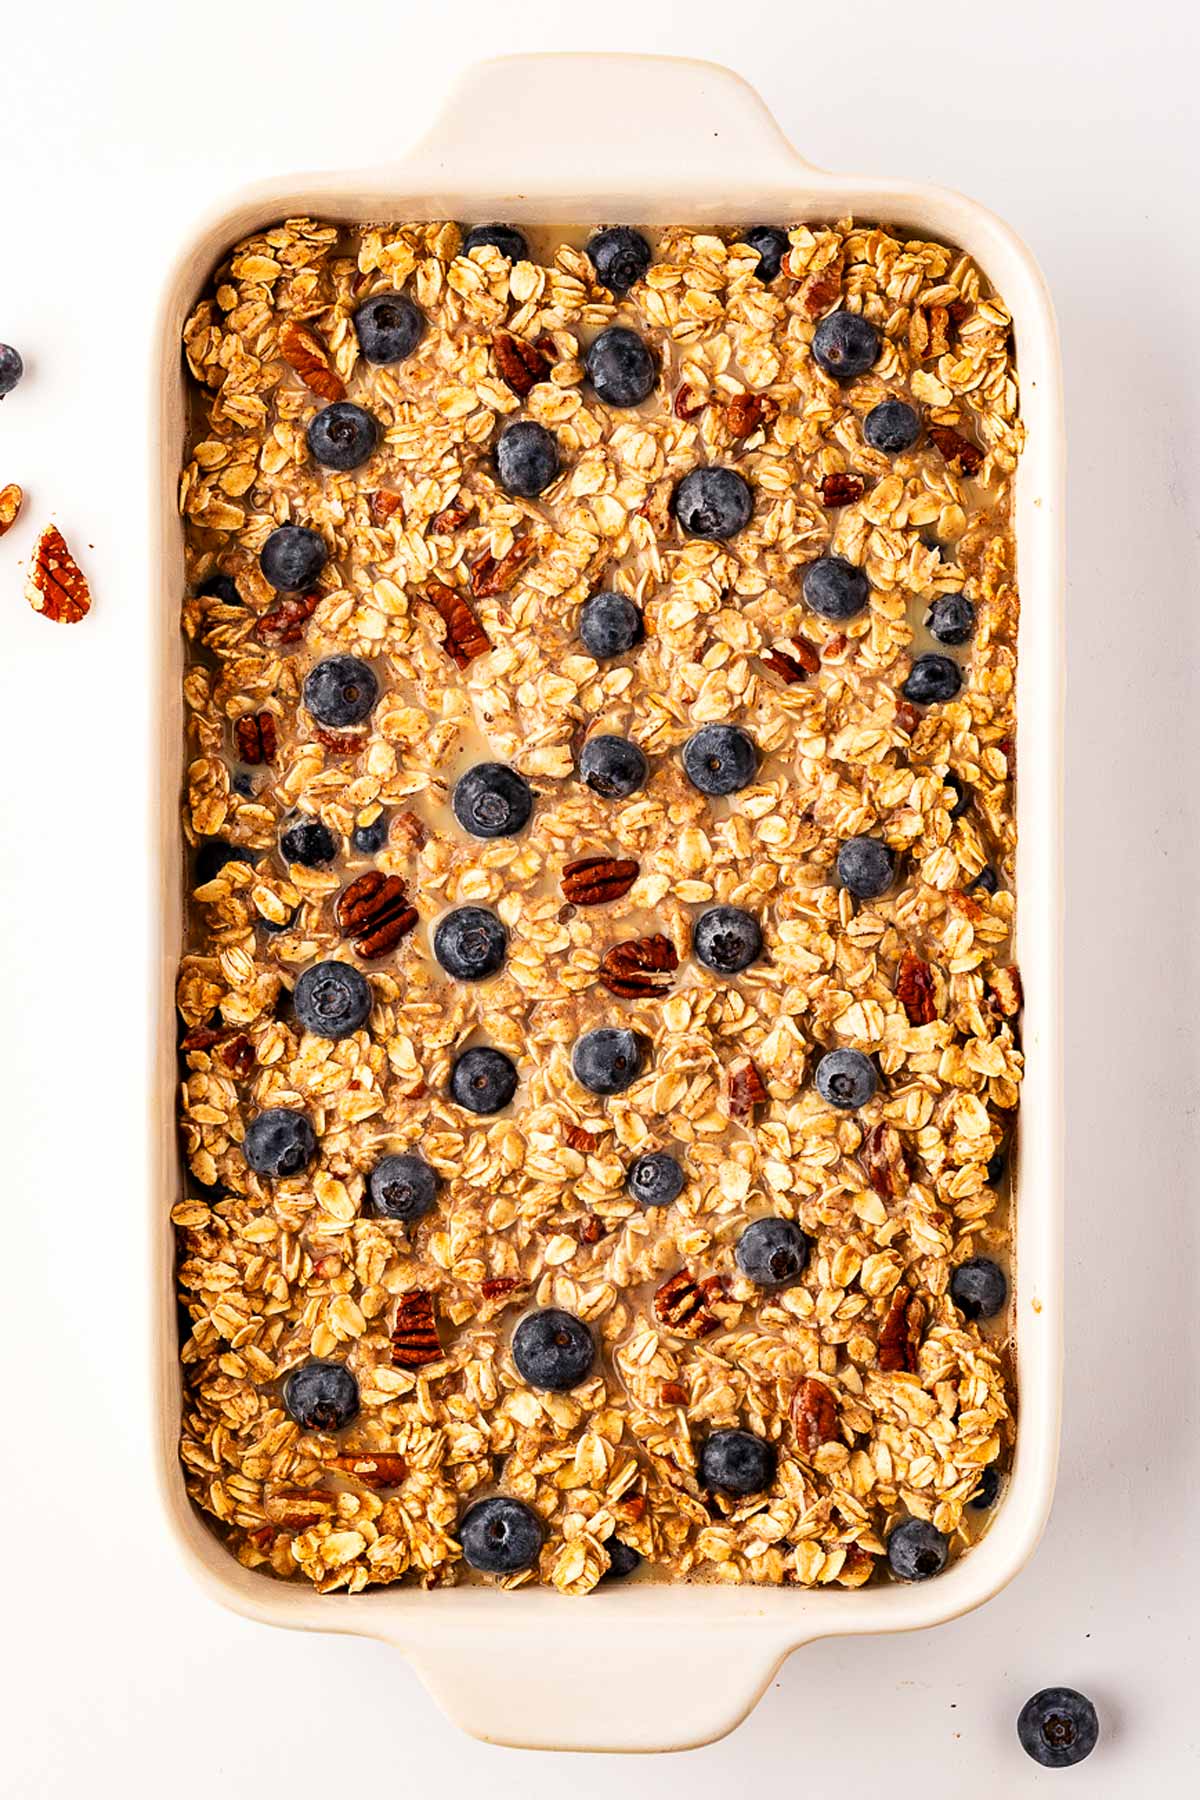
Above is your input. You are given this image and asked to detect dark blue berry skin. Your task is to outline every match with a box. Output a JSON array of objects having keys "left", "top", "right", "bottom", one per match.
[
  {"left": 243, "top": 1107, "right": 317, "bottom": 1178},
  {"left": 586, "top": 227, "right": 652, "bottom": 294},
  {"left": 450, "top": 1046, "right": 519, "bottom": 1114},
  {"left": 194, "top": 839, "right": 255, "bottom": 885},
  {"left": 303, "top": 655, "right": 378, "bottom": 728},
  {"left": 0, "top": 343, "right": 23, "bottom": 398},
  {"left": 580, "top": 592, "right": 643, "bottom": 658},
  {"left": 463, "top": 224, "right": 528, "bottom": 262},
  {"left": 260, "top": 525, "right": 327, "bottom": 592},
  {"left": 579, "top": 734, "right": 648, "bottom": 799},
  {"left": 815, "top": 1049, "right": 879, "bottom": 1110},
  {"left": 673, "top": 467, "right": 754, "bottom": 541},
  {"left": 585, "top": 326, "right": 657, "bottom": 407},
  {"left": 741, "top": 226, "right": 789, "bottom": 282},
  {"left": 967, "top": 1465, "right": 1001, "bottom": 1510},
  {"left": 283, "top": 1360, "right": 359, "bottom": 1432},
  {"left": 294, "top": 960, "right": 372, "bottom": 1039},
  {"left": 232, "top": 773, "right": 256, "bottom": 797},
  {"left": 812, "top": 310, "right": 882, "bottom": 382},
  {"left": 864, "top": 399, "right": 922, "bottom": 453},
  {"left": 496, "top": 420, "right": 559, "bottom": 497},
  {"left": 837, "top": 836, "right": 896, "bottom": 900},
  {"left": 693, "top": 906, "right": 762, "bottom": 975},
  {"left": 1017, "top": 1689, "right": 1099, "bottom": 1769},
  {"left": 682, "top": 724, "right": 758, "bottom": 796},
  {"left": 260, "top": 907, "right": 297, "bottom": 936},
  {"left": 986, "top": 1140, "right": 1008, "bottom": 1185},
  {"left": 735, "top": 1217, "right": 811, "bottom": 1288},
  {"left": 950, "top": 1257, "right": 1008, "bottom": 1321},
  {"left": 367, "top": 1153, "right": 438, "bottom": 1222},
  {"left": 903, "top": 653, "right": 962, "bottom": 705},
  {"left": 925, "top": 594, "right": 976, "bottom": 645},
  {"left": 280, "top": 816, "right": 338, "bottom": 867},
  {"left": 434, "top": 907, "right": 508, "bottom": 981},
  {"left": 307, "top": 402, "right": 379, "bottom": 472},
  {"left": 452, "top": 763, "right": 534, "bottom": 839},
  {"left": 352, "top": 292, "right": 425, "bottom": 364},
  {"left": 352, "top": 814, "right": 389, "bottom": 854},
  {"left": 970, "top": 865, "right": 1000, "bottom": 896},
  {"left": 944, "top": 774, "right": 970, "bottom": 819},
  {"left": 572, "top": 1027, "right": 644, "bottom": 1096},
  {"left": 699, "top": 1429, "right": 777, "bottom": 1496},
  {"left": 512, "top": 1308, "right": 596, "bottom": 1390},
  {"left": 602, "top": 1539, "right": 642, "bottom": 1580},
  {"left": 627, "top": 1151, "right": 685, "bottom": 1209},
  {"left": 196, "top": 574, "right": 241, "bottom": 605},
  {"left": 459, "top": 1495, "right": 543, "bottom": 1574},
  {"left": 887, "top": 1518, "right": 949, "bottom": 1581},
  {"left": 803, "top": 555, "right": 870, "bottom": 621}
]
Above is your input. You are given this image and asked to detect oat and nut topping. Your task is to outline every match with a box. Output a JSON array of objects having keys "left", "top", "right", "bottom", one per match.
[{"left": 177, "top": 215, "right": 1023, "bottom": 1596}]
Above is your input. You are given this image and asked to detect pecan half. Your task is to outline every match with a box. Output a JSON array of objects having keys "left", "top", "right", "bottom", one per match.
[
  {"left": 561, "top": 1120, "right": 604, "bottom": 1153},
  {"left": 726, "top": 392, "right": 779, "bottom": 438},
  {"left": 255, "top": 590, "right": 319, "bottom": 646},
  {"left": 727, "top": 1055, "right": 768, "bottom": 1118},
  {"left": 391, "top": 1291, "right": 441, "bottom": 1368},
  {"left": 480, "top": 1275, "right": 524, "bottom": 1302},
  {"left": 929, "top": 423, "right": 984, "bottom": 476},
  {"left": 220, "top": 1034, "right": 256, "bottom": 1080},
  {"left": 493, "top": 329, "right": 551, "bottom": 396},
  {"left": 599, "top": 933, "right": 678, "bottom": 997},
  {"left": 335, "top": 871, "right": 418, "bottom": 957},
  {"left": 327, "top": 1450, "right": 408, "bottom": 1488},
  {"left": 264, "top": 1486, "right": 336, "bottom": 1528},
  {"left": 860, "top": 1121, "right": 910, "bottom": 1201},
  {"left": 234, "top": 710, "right": 277, "bottom": 765},
  {"left": 673, "top": 382, "right": 706, "bottom": 419},
  {"left": 0, "top": 482, "right": 22, "bottom": 538},
  {"left": 470, "top": 532, "right": 535, "bottom": 599},
  {"left": 421, "top": 580, "right": 491, "bottom": 668},
  {"left": 987, "top": 966, "right": 1023, "bottom": 1017},
  {"left": 819, "top": 471, "right": 865, "bottom": 507},
  {"left": 792, "top": 1378, "right": 839, "bottom": 1456},
  {"left": 762, "top": 639, "right": 820, "bottom": 685},
  {"left": 798, "top": 254, "right": 844, "bottom": 320},
  {"left": 562, "top": 855, "right": 639, "bottom": 906},
  {"left": 367, "top": 489, "right": 404, "bottom": 526},
  {"left": 653, "top": 1269, "right": 720, "bottom": 1339},
  {"left": 897, "top": 950, "right": 937, "bottom": 1026},
  {"left": 878, "top": 1285, "right": 925, "bottom": 1373},
  {"left": 278, "top": 318, "right": 345, "bottom": 403},
  {"left": 25, "top": 523, "right": 92, "bottom": 623},
  {"left": 431, "top": 494, "right": 474, "bottom": 533}
]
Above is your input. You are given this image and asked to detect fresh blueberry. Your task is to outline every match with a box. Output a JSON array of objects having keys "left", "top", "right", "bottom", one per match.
[
  {"left": 512, "top": 1308, "right": 596, "bottom": 1391},
  {"left": 463, "top": 224, "right": 528, "bottom": 262},
  {"left": 699, "top": 1428, "right": 777, "bottom": 1496},
  {"left": 693, "top": 906, "right": 762, "bottom": 975},
  {"left": 585, "top": 326, "right": 657, "bottom": 408},
  {"left": 586, "top": 226, "right": 652, "bottom": 294},
  {"left": 294, "top": 960, "right": 372, "bottom": 1039},
  {"left": 352, "top": 814, "right": 389, "bottom": 854},
  {"left": 303, "top": 654, "right": 378, "bottom": 729},
  {"left": 970, "top": 865, "right": 1000, "bottom": 896},
  {"left": 837, "top": 836, "right": 896, "bottom": 899},
  {"left": 232, "top": 773, "right": 255, "bottom": 797},
  {"left": 925, "top": 594, "right": 976, "bottom": 645},
  {"left": 802, "top": 555, "right": 870, "bottom": 621},
  {"left": 864, "top": 399, "right": 922, "bottom": 453},
  {"left": 352, "top": 292, "right": 425, "bottom": 364},
  {"left": 949, "top": 1256, "right": 1008, "bottom": 1321},
  {"left": 815, "top": 1049, "right": 879, "bottom": 1110},
  {"left": 260, "top": 907, "right": 296, "bottom": 936},
  {"left": 579, "top": 734, "right": 648, "bottom": 799},
  {"left": 196, "top": 573, "right": 241, "bottom": 605},
  {"left": 579, "top": 591, "right": 643, "bottom": 658},
  {"left": 986, "top": 1140, "right": 1008, "bottom": 1184},
  {"left": 627, "top": 1151, "right": 685, "bottom": 1209},
  {"left": 243, "top": 1107, "right": 317, "bottom": 1178},
  {"left": 259, "top": 524, "right": 327, "bottom": 592},
  {"left": 495, "top": 420, "right": 559, "bottom": 497},
  {"left": 967, "top": 1465, "right": 1001, "bottom": 1510},
  {"left": 280, "top": 815, "right": 338, "bottom": 867},
  {"left": 673, "top": 467, "right": 754, "bottom": 541},
  {"left": 459, "top": 1495, "right": 543, "bottom": 1574},
  {"left": 602, "top": 1539, "right": 642, "bottom": 1580},
  {"left": 0, "top": 343, "right": 24, "bottom": 398},
  {"left": 452, "top": 763, "right": 534, "bottom": 839},
  {"left": 682, "top": 724, "right": 758, "bottom": 796},
  {"left": 572, "top": 1027, "right": 644, "bottom": 1096},
  {"left": 194, "top": 839, "right": 255, "bottom": 885},
  {"left": 735, "top": 1217, "right": 811, "bottom": 1288},
  {"left": 307, "top": 402, "right": 379, "bottom": 472},
  {"left": 450, "top": 1046, "right": 519, "bottom": 1114},
  {"left": 741, "top": 226, "right": 789, "bottom": 283},
  {"left": 812, "top": 310, "right": 882, "bottom": 382},
  {"left": 944, "top": 774, "right": 971, "bottom": 819},
  {"left": 903, "top": 653, "right": 962, "bottom": 705},
  {"left": 886, "top": 1518, "right": 949, "bottom": 1581},
  {"left": 283, "top": 1360, "right": 359, "bottom": 1432},
  {"left": 434, "top": 907, "right": 508, "bottom": 981},
  {"left": 367, "top": 1152, "right": 438, "bottom": 1222},
  {"left": 1017, "top": 1689, "right": 1099, "bottom": 1769}
]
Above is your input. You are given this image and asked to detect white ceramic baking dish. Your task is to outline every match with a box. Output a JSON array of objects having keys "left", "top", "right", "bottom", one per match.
[{"left": 148, "top": 53, "right": 1064, "bottom": 1753}]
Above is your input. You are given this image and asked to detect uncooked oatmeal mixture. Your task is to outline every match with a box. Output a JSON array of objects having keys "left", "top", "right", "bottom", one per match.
[{"left": 175, "top": 216, "right": 1024, "bottom": 1595}]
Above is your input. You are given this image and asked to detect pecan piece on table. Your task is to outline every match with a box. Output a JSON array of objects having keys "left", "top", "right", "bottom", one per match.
[
  {"left": 25, "top": 523, "right": 92, "bottom": 623},
  {"left": 877, "top": 1285, "right": 925, "bottom": 1373},
  {"left": 327, "top": 1450, "right": 408, "bottom": 1488},
  {"left": 391, "top": 1291, "right": 442, "bottom": 1368},
  {"left": 599, "top": 933, "right": 678, "bottom": 997},
  {"left": 896, "top": 949, "right": 938, "bottom": 1026},
  {"left": 493, "top": 329, "right": 551, "bottom": 396},
  {"left": 929, "top": 423, "right": 985, "bottom": 476},
  {"left": 727, "top": 1055, "right": 768, "bottom": 1119},
  {"left": 430, "top": 493, "right": 474, "bottom": 533},
  {"left": 792, "top": 1377, "right": 839, "bottom": 1457},
  {"left": 335, "top": 871, "right": 418, "bottom": 958},
  {"left": 255, "top": 590, "right": 319, "bottom": 646},
  {"left": 725, "top": 392, "right": 779, "bottom": 438},
  {"left": 420, "top": 579, "right": 491, "bottom": 668},
  {"left": 798, "top": 253, "right": 844, "bottom": 319},
  {"left": 561, "top": 855, "right": 639, "bottom": 906},
  {"left": 234, "top": 710, "right": 277, "bottom": 765},
  {"left": 819, "top": 471, "right": 865, "bottom": 508},
  {"left": 653, "top": 1269, "right": 721, "bottom": 1339},
  {"left": 762, "top": 640, "right": 820, "bottom": 685},
  {"left": 278, "top": 318, "right": 345, "bottom": 403},
  {"left": 367, "top": 489, "right": 404, "bottom": 526},
  {"left": 0, "top": 482, "right": 22, "bottom": 538}
]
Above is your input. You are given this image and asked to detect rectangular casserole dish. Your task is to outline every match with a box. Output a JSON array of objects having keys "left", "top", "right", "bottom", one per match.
[{"left": 150, "top": 52, "right": 1064, "bottom": 1753}]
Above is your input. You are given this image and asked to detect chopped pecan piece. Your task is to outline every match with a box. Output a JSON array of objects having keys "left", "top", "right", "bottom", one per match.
[
  {"left": 470, "top": 532, "right": 535, "bottom": 599},
  {"left": 391, "top": 1291, "right": 441, "bottom": 1368},
  {"left": 264, "top": 1486, "right": 336, "bottom": 1528},
  {"left": 367, "top": 489, "right": 404, "bottom": 526},
  {"left": 430, "top": 494, "right": 474, "bottom": 533},
  {"left": 897, "top": 950, "right": 938, "bottom": 1026},
  {"left": 620, "top": 1493, "right": 647, "bottom": 1522},
  {"left": 947, "top": 298, "right": 972, "bottom": 328},
  {"left": 493, "top": 329, "right": 551, "bottom": 396},
  {"left": 929, "top": 423, "right": 985, "bottom": 476},
  {"left": 480, "top": 1276, "right": 524, "bottom": 1302},
  {"left": 181, "top": 1020, "right": 226, "bottom": 1053},
  {"left": 577, "top": 1214, "right": 608, "bottom": 1245},
  {"left": 0, "top": 482, "right": 22, "bottom": 537},
  {"left": 987, "top": 966, "right": 1023, "bottom": 1017},
  {"left": 315, "top": 726, "right": 365, "bottom": 755},
  {"left": 421, "top": 579, "right": 491, "bottom": 668},
  {"left": 673, "top": 382, "right": 705, "bottom": 419},
  {"left": 762, "top": 639, "right": 820, "bottom": 684},
  {"left": 660, "top": 1381, "right": 687, "bottom": 1407},
  {"left": 878, "top": 1286, "right": 925, "bottom": 1373},
  {"left": 391, "top": 809, "right": 427, "bottom": 854},
  {"left": 894, "top": 698, "right": 922, "bottom": 737},
  {"left": 561, "top": 855, "right": 639, "bottom": 906},
  {"left": 598, "top": 933, "right": 678, "bottom": 998},
  {"left": 335, "top": 870, "right": 418, "bottom": 958},
  {"left": 860, "top": 1121, "right": 910, "bottom": 1201},
  {"left": 255, "top": 590, "right": 319, "bottom": 646},
  {"left": 792, "top": 1378, "right": 839, "bottom": 1456},
  {"left": 278, "top": 317, "right": 345, "bottom": 403},
  {"left": 908, "top": 304, "right": 952, "bottom": 363},
  {"left": 327, "top": 1450, "right": 408, "bottom": 1488},
  {"left": 653, "top": 1269, "right": 720, "bottom": 1339},
  {"left": 234, "top": 710, "right": 277, "bottom": 765},
  {"left": 25, "top": 523, "right": 92, "bottom": 623},
  {"left": 561, "top": 1119, "right": 604, "bottom": 1153},
  {"left": 798, "top": 254, "right": 844, "bottom": 319},
  {"left": 819, "top": 471, "right": 865, "bottom": 507},
  {"left": 219, "top": 1034, "right": 256, "bottom": 1080},
  {"left": 727, "top": 1055, "right": 768, "bottom": 1118},
  {"left": 725, "top": 392, "right": 779, "bottom": 438}
]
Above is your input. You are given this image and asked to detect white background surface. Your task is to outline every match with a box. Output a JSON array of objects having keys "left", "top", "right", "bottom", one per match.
[{"left": 2, "top": 0, "right": 1197, "bottom": 1790}]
